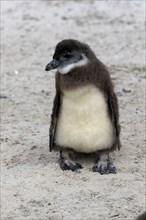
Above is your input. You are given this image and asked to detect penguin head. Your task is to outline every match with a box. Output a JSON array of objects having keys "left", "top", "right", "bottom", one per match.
[{"left": 45, "top": 39, "right": 93, "bottom": 74}]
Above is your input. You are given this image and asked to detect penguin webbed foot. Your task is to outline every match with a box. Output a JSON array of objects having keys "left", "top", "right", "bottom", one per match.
[
  {"left": 59, "top": 151, "right": 83, "bottom": 172},
  {"left": 92, "top": 152, "right": 117, "bottom": 174}
]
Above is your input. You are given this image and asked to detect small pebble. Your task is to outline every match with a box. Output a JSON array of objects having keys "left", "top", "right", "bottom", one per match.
[
  {"left": 122, "top": 88, "right": 132, "bottom": 93},
  {"left": 14, "top": 70, "right": 19, "bottom": 75}
]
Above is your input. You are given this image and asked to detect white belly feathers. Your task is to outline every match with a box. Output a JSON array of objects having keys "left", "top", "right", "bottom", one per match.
[{"left": 55, "top": 85, "right": 115, "bottom": 153}]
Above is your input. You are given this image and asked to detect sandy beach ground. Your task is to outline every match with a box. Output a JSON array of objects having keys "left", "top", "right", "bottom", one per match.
[{"left": 1, "top": 1, "right": 145, "bottom": 220}]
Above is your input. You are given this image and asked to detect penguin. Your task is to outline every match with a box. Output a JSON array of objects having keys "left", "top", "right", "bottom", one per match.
[
  {"left": 45, "top": 39, "right": 121, "bottom": 174},
  {"left": 136, "top": 212, "right": 146, "bottom": 220}
]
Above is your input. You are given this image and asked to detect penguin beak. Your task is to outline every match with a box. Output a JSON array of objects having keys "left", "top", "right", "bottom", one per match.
[{"left": 45, "top": 59, "right": 59, "bottom": 71}]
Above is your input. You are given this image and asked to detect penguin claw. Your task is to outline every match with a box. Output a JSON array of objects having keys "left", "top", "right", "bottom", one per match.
[
  {"left": 92, "top": 162, "right": 117, "bottom": 174},
  {"left": 60, "top": 159, "right": 83, "bottom": 172}
]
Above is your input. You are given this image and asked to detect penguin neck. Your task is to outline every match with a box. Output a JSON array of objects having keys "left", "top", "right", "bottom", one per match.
[
  {"left": 59, "top": 63, "right": 93, "bottom": 91},
  {"left": 57, "top": 57, "right": 111, "bottom": 95}
]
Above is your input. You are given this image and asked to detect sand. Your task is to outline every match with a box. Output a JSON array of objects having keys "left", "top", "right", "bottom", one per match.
[{"left": 1, "top": 1, "right": 145, "bottom": 220}]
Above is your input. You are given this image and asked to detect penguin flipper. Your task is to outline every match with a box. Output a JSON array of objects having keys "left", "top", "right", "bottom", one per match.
[
  {"left": 49, "top": 90, "right": 60, "bottom": 152},
  {"left": 108, "top": 91, "right": 121, "bottom": 150}
]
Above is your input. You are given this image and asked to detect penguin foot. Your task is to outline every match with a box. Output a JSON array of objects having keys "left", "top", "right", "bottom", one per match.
[
  {"left": 92, "top": 152, "right": 116, "bottom": 174},
  {"left": 60, "top": 159, "right": 83, "bottom": 172},
  {"left": 92, "top": 161, "right": 116, "bottom": 174}
]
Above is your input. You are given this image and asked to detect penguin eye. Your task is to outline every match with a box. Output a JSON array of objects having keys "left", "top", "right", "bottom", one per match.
[{"left": 63, "top": 53, "right": 72, "bottom": 59}]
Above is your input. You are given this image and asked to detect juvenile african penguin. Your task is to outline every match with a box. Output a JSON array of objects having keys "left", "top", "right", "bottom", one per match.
[{"left": 45, "top": 39, "right": 121, "bottom": 174}]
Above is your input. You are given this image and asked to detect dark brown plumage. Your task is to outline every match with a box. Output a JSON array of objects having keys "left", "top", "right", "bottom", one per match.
[{"left": 136, "top": 212, "right": 146, "bottom": 220}]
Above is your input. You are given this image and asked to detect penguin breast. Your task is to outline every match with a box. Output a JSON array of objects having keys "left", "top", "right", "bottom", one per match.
[{"left": 55, "top": 85, "right": 115, "bottom": 153}]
